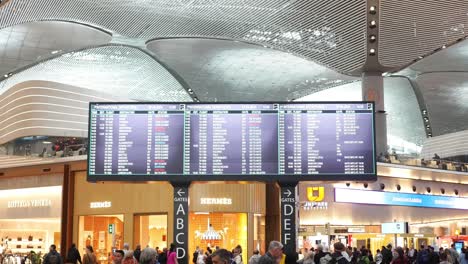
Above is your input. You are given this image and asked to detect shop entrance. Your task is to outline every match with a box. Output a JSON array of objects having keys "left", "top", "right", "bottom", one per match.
[
  {"left": 134, "top": 214, "right": 168, "bottom": 249},
  {"left": 189, "top": 213, "right": 248, "bottom": 261},
  {"left": 78, "top": 215, "right": 124, "bottom": 264}
]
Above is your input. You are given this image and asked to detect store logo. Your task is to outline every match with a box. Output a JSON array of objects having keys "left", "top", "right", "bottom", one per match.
[
  {"left": 307, "top": 187, "right": 325, "bottom": 202},
  {"left": 303, "top": 187, "right": 327, "bottom": 210},
  {"left": 90, "top": 201, "right": 112, "bottom": 208},
  {"left": 200, "top": 198, "right": 232, "bottom": 205},
  {"left": 8, "top": 199, "right": 51, "bottom": 208}
]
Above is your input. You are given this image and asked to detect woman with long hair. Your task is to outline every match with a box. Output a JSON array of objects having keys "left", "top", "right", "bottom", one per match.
[
  {"left": 391, "top": 247, "right": 408, "bottom": 264},
  {"left": 167, "top": 243, "right": 178, "bottom": 264},
  {"left": 83, "top": 246, "right": 97, "bottom": 264}
]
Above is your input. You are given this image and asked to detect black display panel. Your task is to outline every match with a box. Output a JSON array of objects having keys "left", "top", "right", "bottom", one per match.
[{"left": 88, "top": 102, "right": 376, "bottom": 182}]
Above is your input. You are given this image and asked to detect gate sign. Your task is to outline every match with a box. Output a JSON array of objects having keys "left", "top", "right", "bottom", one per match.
[
  {"left": 173, "top": 185, "right": 189, "bottom": 264},
  {"left": 280, "top": 185, "right": 297, "bottom": 255}
]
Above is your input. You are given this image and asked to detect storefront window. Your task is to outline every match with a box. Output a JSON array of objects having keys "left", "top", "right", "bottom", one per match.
[
  {"left": 0, "top": 186, "right": 62, "bottom": 255},
  {"left": 189, "top": 213, "right": 247, "bottom": 261},
  {"left": 134, "top": 214, "right": 167, "bottom": 249},
  {"left": 254, "top": 215, "right": 265, "bottom": 254},
  {"left": 78, "top": 215, "right": 124, "bottom": 264}
]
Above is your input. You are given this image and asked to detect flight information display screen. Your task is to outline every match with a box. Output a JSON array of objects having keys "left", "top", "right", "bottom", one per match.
[{"left": 88, "top": 102, "right": 376, "bottom": 181}]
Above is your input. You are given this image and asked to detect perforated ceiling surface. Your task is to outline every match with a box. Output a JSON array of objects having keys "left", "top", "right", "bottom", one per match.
[
  {"left": 147, "top": 38, "right": 358, "bottom": 101},
  {"left": 379, "top": 0, "right": 468, "bottom": 69},
  {"left": 415, "top": 72, "right": 468, "bottom": 136},
  {"left": 0, "top": 45, "right": 192, "bottom": 102},
  {"left": 0, "top": 0, "right": 368, "bottom": 74},
  {"left": 0, "top": 20, "right": 111, "bottom": 77}
]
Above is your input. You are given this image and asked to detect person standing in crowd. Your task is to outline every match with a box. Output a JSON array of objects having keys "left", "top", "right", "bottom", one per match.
[
  {"left": 299, "top": 251, "right": 315, "bottom": 264},
  {"left": 82, "top": 246, "right": 97, "bottom": 264},
  {"left": 357, "top": 249, "right": 370, "bottom": 264},
  {"left": 123, "top": 244, "right": 130, "bottom": 255},
  {"left": 440, "top": 253, "right": 450, "bottom": 264},
  {"left": 233, "top": 247, "right": 243, "bottom": 264},
  {"left": 211, "top": 249, "right": 231, "bottom": 264},
  {"left": 448, "top": 245, "right": 460, "bottom": 264},
  {"left": 66, "top": 244, "right": 82, "bottom": 264},
  {"left": 140, "top": 248, "right": 158, "bottom": 264},
  {"left": 44, "top": 245, "right": 63, "bottom": 264},
  {"left": 113, "top": 250, "right": 125, "bottom": 264},
  {"left": 459, "top": 247, "right": 468, "bottom": 264},
  {"left": 428, "top": 246, "right": 439, "bottom": 264},
  {"left": 159, "top": 248, "right": 168, "bottom": 264},
  {"left": 258, "top": 241, "right": 284, "bottom": 264},
  {"left": 248, "top": 250, "right": 261, "bottom": 264},
  {"left": 193, "top": 247, "right": 200, "bottom": 264},
  {"left": 382, "top": 245, "right": 393, "bottom": 264},
  {"left": 167, "top": 244, "right": 178, "bottom": 264},
  {"left": 197, "top": 249, "right": 206, "bottom": 264},
  {"left": 133, "top": 245, "right": 141, "bottom": 263},
  {"left": 392, "top": 247, "right": 408, "bottom": 264},
  {"left": 314, "top": 245, "right": 328, "bottom": 264},
  {"left": 2, "top": 249, "right": 16, "bottom": 264},
  {"left": 122, "top": 251, "right": 137, "bottom": 264},
  {"left": 375, "top": 249, "right": 383, "bottom": 264},
  {"left": 330, "top": 242, "right": 350, "bottom": 264}
]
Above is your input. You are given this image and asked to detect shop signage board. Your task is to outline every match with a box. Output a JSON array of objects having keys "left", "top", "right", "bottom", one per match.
[
  {"left": 381, "top": 222, "right": 408, "bottom": 234},
  {"left": 172, "top": 184, "right": 189, "bottom": 264},
  {"left": 335, "top": 188, "right": 468, "bottom": 210},
  {"left": 87, "top": 102, "right": 376, "bottom": 182},
  {"left": 280, "top": 185, "right": 297, "bottom": 256}
]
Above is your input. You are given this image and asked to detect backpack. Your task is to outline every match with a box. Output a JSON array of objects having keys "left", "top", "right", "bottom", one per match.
[
  {"left": 321, "top": 254, "right": 345, "bottom": 264},
  {"left": 357, "top": 256, "right": 367, "bottom": 264}
]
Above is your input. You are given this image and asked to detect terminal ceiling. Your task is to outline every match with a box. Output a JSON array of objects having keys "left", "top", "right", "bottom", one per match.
[{"left": 0, "top": 0, "right": 468, "bottom": 145}]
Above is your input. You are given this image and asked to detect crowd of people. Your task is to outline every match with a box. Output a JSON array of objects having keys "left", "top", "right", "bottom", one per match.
[
  {"left": 292, "top": 243, "right": 468, "bottom": 264},
  {"left": 1, "top": 242, "right": 467, "bottom": 264}
]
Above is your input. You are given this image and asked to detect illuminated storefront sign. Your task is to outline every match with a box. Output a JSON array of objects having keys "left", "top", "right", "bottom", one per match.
[
  {"left": 381, "top": 222, "right": 408, "bottom": 234},
  {"left": 90, "top": 201, "right": 112, "bottom": 208},
  {"left": 303, "top": 187, "right": 328, "bottom": 210},
  {"left": 335, "top": 188, "right": 468, "bottom": 210},
  {"left": 7, "top": 199, "right": 51, "bottom": 208},
  {"left": 200, "top": 198, "right": 232, "bottom": 205}
]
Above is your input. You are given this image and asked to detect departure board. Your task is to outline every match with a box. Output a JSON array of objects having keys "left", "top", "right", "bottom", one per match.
[{"left": 88, "top": 102, "right": 376, "bottom": 181}]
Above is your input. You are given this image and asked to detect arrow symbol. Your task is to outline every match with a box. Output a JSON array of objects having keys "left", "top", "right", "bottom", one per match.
[
  {"left": 177, "top": 189, "right": 185, "bottom": 197},
  {"left": 284, "top": 189, "right": 292, "bottom": 197}
]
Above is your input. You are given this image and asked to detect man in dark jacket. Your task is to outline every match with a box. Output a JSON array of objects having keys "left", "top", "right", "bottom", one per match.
[
  {"left": 66, "top": 244, "right": 82, "bottom": 264},
  {"left": 329, "top": 242, "right": 350, "bottom": 264},
  {"left": 133, "top": 245, "right": 142, "bottom": 262},
  {"left": 382, "top": 245, "right": 393, "bottom": 264},
  {"left": 314, "top": 245, "right": 328, "bottom": 264},
  {"left": 44, "top": 244, "right": 63, "bottom": 264},
  {"left": 258, "top": 241, "right": 284, "bottom": 264}
]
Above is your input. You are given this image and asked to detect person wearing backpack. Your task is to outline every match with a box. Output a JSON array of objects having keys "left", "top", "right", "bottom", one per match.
[
  {"left": 325, "top": 242, "right": 350, "bottom": 264},
  {"left": 357, "top": 249, "right": 370, "bottom": 264},
  {"left": 44, "top": 245, "right": 63, "bottom": 264},
  {"left": 417, "top": 246, "right": 430, "bottom": 264}
]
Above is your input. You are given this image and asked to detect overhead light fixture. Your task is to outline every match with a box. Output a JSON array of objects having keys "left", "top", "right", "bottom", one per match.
[
  {"left": 426, "top": 187, "right": 431, "bottom": 193},
  {"left": 454, "top": 189, "right": 459, "bottom": 195},
  {"left": 440, "top": 188, "right": 445, "bottom": 194},
  {"left": 442, "top": 45, "right": 447, "bottom": 49},
  {"left": 369, "top": 20, "right": 377, "bottom": 28},
  {"left": 396, "top": 184, "right": 401, "bottom": 191},
  {"left": 369, "top": 48, "right": 376, "bottom": 55},
  {"left": 380, "top": 183, "right": 385, "bottom": 190},
  {"left": 369, "top": 6, "right": 377, "bottom": 14},
  {"left": 427, "top": 133, "right": 432, "bottom": 137},
  {"left": 3, "top": 74, "right": 7, "bottom": 78},
  {"left": 369, "top": 35, "right": 377, "bottom": 43}
]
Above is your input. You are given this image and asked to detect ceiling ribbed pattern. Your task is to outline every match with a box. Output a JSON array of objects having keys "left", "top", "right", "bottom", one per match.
[
  {"left": 0, "top": 0, "right": 368, "bottom": 74},
  {"left": 379, "top": 0, "right": 468, "bottom": 68},
  {"left": 0, "top": 45, "right": 192, "bottom": 102}
]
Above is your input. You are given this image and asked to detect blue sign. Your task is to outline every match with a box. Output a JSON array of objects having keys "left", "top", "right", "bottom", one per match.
[{"left": 335, "top": 188, "right": 468, "bottom": 210}]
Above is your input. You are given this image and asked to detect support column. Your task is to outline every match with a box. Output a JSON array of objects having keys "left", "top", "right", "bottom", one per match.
[
  {"left": 362, "top": 72, "right": 387, "bottom": 156},
  {"left": 171, "top": 182, "right": 190, "bottom": 264},
  {"left": 279, "top": 182, "right": 298, "bottom": 264},
  {"left": 60, "top": 164, "right": 74, "bottom": 256}
]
